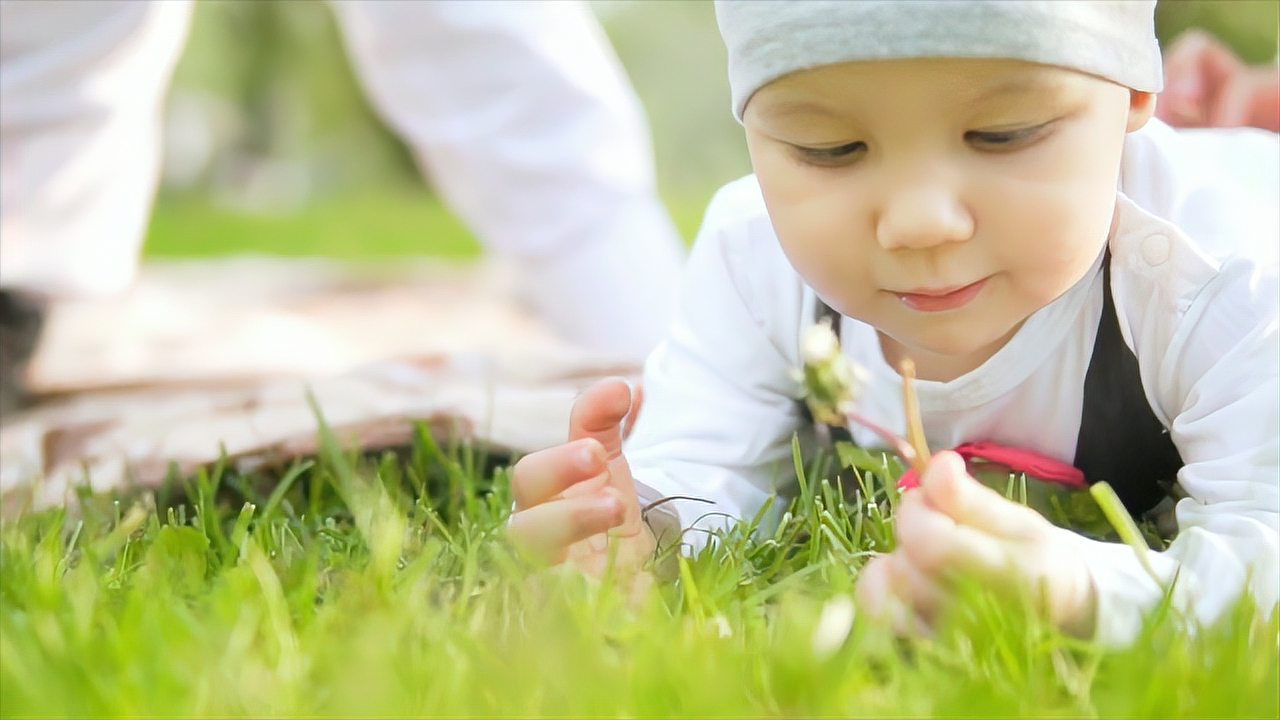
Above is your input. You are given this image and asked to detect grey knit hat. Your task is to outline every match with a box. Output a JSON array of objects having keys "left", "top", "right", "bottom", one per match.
[{"left": 716, "top": 0, "right": 1163, "bottom": 120}]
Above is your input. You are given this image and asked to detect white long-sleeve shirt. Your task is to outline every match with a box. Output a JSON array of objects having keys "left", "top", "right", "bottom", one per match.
[{"left": 626, "top": 120, "right": 1279, "bottom": 647}]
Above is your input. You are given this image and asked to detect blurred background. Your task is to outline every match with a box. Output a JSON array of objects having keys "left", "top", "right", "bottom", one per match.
[{"left": 145, "top": 0, "right": 1280, "bottom": 262}]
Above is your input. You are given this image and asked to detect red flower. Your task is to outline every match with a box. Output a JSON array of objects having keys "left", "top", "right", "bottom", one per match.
[{"left": 898, "top": 441, "right": 1086, "bottom": 491}]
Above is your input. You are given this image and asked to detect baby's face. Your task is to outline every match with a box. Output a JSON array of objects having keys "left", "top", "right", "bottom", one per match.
[{"left": 743, "top": 58, "right": 1153, "bottom": 380}]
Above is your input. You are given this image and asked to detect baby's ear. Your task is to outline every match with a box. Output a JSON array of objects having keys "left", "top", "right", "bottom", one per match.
[{"left": 1127, "top": 91, "right": 1157, "bottom": 132}]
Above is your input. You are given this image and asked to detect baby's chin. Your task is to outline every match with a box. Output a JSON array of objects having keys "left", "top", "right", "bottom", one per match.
[{"left": 879, "top": 314, "right": 1028, "bottom": 377}]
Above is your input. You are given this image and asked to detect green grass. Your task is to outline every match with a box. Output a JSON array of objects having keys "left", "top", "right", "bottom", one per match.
[
  {"left": 3, "top": 420, "right": 1276, "bottom": 718},
  {"left": 144, "top": 189, "right": 709, "bottom": 260},
  {"left": 145, "top": 191, "right": 483, "bottom": 261},
  {"left": 8, "top": 191, "right": 1276, "bottom": 716}
]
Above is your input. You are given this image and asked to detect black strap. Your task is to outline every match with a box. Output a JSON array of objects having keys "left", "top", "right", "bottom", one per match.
[
  {"left": 804, "top": 251, "right": 1182, "bottom": 515},
  {"left": 1073, "top": 251, "right": 1183, "bottom": 514}
]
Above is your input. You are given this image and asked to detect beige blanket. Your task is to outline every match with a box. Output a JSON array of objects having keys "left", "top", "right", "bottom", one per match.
[{"left": 1, "top": 257, "right": 639, "bottom": 513}]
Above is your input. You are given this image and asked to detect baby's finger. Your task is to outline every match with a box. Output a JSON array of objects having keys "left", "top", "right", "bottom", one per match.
[
  {"left": 511, "top": 438, "right": 607, "bottom": 511},
  {"left": 1207, "top": 74, "right": 1254, "bottom": 128},
  {"left": 854, "top": 554, "right": 895, "bottom": 616},
  {"left": 568, "top": 377, "right": 633, "bottom": 459},
  {"left": 855, "top": 555, "right": 925, "bottom": 637},
  {"left": 1161, "top": 30, "right": 1212, "bottom": 100},
  {"left": 894, "top": 490, "right": 1009, "bottom": 578},
  {"left": 920, "top": 451, "right": 1047, "bottom": 540},
  {"left": 887, "top": 552, "right": 948, "bottom": 625},
  {"left": 507, "top": 494, "right": 624, "bottom": 565}
]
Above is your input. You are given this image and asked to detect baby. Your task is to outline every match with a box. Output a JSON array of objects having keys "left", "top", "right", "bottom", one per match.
[{"left": 507, "top": 0, "right": 1278, "bottom": 646}]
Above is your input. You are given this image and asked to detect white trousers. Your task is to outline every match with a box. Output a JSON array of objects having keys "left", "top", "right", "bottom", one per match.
[{"left": 0, "top": 0, "right": 685, "bottom": 358}]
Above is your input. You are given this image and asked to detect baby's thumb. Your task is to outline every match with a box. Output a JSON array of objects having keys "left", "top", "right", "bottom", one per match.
[
  {"left": 569, "top": 377, "right": 633, "bottom": 459},
  {"left": 920, "top": 451, "right": 1042, "bottom": 540},
  {"left": 569, "top": 378, "right": 643, "bottom": 535},
  {"left": 919, "top": 451, "right": 970, "bottom": 509}
]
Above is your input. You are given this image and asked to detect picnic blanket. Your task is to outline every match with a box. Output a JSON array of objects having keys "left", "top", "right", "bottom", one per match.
[{"left": 1, "top": 257, "right": 640, "bottom": 513}]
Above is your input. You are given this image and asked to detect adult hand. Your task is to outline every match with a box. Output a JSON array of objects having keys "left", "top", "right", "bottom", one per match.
[
  {"left": 1158, "top": 29, "right": 1280, "bottom": 132},
  {"left": 855, "top": 452, "right": 1098, "bottom": 638},
  {"left": 507, "top": 378, "right": 656, "bottom": 587}
]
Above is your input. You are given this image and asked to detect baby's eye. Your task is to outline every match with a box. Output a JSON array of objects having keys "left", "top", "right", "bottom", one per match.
[
  {"left": 964, "top": 123, "right": 1051, "bottom": 150},
  {"left": 793, "top": 141, "right": 867, "bottom": 165}
]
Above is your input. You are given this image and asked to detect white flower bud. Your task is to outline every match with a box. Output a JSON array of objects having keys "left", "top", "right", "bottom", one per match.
[
  {"left": 811, "top": 595, "right": 856, "bottom": 660},
  {"left": 800, "top": 320, "right": 840, "bottom": 365}
]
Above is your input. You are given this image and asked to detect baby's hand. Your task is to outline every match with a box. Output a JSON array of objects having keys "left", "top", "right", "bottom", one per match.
[
  {"left": 1158, "top": 29, "right": 1280, "bottom": 132},
  {"left": 507, "top": 378, "right": 656, "bottom": 589},
  {"left": 855, "top": 452, "right": 1097, "bottom": 638}
]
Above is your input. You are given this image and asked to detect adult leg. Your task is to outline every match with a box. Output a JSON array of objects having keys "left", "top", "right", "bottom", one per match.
[
  {"left": 328, "top": 0, "right": 684, "bottom": 360},
  {"left": 0, "top": 0, "right": 191, "bottom": 414},
  {"left": 0, "top": 0, "right": 193, "bottom": 299}
]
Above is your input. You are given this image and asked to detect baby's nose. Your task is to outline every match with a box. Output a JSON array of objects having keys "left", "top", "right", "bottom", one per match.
[{"left": 875, "top": 188, "right": 974, "bottom": 250}]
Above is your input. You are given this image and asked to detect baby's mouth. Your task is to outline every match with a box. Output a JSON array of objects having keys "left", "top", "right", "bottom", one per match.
[{"left": 894, "top": 277, "right": 989, "bottom": 312}]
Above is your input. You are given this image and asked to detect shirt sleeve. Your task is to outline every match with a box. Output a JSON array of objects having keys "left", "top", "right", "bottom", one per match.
[
  {"left": 1120, "top": 119, "right": 1279, "bottom": 264},
  {"left": 624, "top": 179, "right": 810, "bottom": 553},
  {"left": 1080, "top": 220, "right": 1279, "bottom": 646}
]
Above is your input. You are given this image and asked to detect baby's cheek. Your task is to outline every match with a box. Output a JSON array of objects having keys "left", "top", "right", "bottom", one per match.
[
  {"left": 983, "top": 183, "right": 1106, "bottom": 282},
  {"left": 1002, "top": 251, "right": 1093, "bottom": 311}
]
